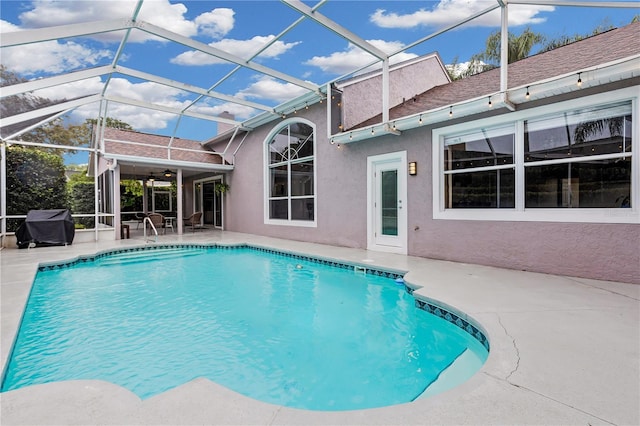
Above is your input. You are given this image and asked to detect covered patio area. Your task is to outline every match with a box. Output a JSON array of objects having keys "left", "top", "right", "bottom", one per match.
[{"left": 90, "top": 126, "right": 233, "bottom": 240}]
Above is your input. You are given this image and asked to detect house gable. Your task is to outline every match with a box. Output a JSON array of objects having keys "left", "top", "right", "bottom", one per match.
[{"left": 336, "top": 54, "right": 450, "bottom": 130}]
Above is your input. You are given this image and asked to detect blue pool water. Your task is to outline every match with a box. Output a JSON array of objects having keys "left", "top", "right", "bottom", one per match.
[{"left": 1, "top": 246, "right": 488, "bottom": 411}]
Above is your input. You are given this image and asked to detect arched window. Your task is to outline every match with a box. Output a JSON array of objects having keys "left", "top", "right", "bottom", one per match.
[{"left": 265, "top": 120, "right": 316, "bottom": 225}]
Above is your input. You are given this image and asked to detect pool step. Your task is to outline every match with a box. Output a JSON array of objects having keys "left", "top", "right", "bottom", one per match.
[
  {"left": 414, "top": 348, "right": 485, "bottom": 400},
  {"left": 97, "top": 248, "right": 206, "bottom": 266}
]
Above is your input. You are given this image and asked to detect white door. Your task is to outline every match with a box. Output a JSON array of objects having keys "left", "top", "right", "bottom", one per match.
[{"left": 367, "top": 151, "right": 407, "bottom": 254}]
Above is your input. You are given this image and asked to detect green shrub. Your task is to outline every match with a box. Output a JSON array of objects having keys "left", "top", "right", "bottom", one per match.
[{"left": 6, "top": 146, "right": 69, "bottom": 232}]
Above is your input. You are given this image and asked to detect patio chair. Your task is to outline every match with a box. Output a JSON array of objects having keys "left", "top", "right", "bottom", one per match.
[
  {"left": 183, "top": 212, "right": 202, "bottom": 232},
  {"left": 147, "top": 213, "right": 166, "bottom": 234},
  {"left": 134, "top": 212, "right": 146, "bottom": 229}
]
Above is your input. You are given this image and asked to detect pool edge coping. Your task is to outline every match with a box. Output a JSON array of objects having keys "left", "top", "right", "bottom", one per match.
[{"left": 31, "top": 241, "right": 490, "bottom": 351}]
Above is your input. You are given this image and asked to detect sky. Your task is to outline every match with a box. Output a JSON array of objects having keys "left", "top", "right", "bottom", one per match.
[{"left": 1, "top": 0, "right": 638, "bottom": 157}]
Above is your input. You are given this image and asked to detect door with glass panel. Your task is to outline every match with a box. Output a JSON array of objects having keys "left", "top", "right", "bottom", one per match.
[
  {"left": 194, "top": 178, "right": 223, "bottom": 229},
  {"left": 368, "top": 152, "right": 407, "bottom": 254}
]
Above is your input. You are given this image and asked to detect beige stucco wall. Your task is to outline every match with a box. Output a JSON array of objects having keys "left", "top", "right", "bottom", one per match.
[{"left": 223, "top": 88, "right": 639, "bottom": 284}]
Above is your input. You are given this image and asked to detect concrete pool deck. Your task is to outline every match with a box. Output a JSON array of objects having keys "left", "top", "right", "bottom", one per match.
[{"left": 1, "top": 231, "right": 638, "bottom": 425}]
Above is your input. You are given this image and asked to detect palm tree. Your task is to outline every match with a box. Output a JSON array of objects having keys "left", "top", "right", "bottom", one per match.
[
  {"left": 573, "top": 116, "right": 627, "bottom": 144},
  {"left": 455, "top": 16, "right": 638, "bottom": 80},
  {"left": 456, "top": 27, "right": 545, "bottom": 79}
]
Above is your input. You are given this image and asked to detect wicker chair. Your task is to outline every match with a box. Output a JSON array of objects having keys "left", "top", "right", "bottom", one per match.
[
  {"left": 146, "top": 213, "right": 166, "bottom": 234},
  {"left": 183, "top": 212, "right": 202, "bottom": 232}
]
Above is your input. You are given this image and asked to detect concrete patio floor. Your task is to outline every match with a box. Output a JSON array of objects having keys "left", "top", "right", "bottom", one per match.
[{"left": 1, "top": 231, "right": 638, "bottom": 425}]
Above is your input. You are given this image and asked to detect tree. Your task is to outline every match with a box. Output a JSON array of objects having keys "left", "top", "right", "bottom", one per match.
[
  {"left": 21, "top": 118, "right": 91, "bottom": 154},
  {"left": 121, "top": 179, "right": 144, "bottom": 213},
  {"left": 0, "top": 65, "right": 60, "bottom": 139},
  {"left": 86, "top": 117, "right": 134, "bottom": 130},
  {"left": 456, "top": 17, "right": 638, "bottom": 80},
  {"left": 67, "top": 168, "right": 95, "bottom": 229},
  {"left": 5, "top": 145, "right": 69, "bottom": 231},
  {"left": 1, "top": 67, "right": 134, "bottom": 153},
  {"left": 459, "top": 27, "right": 545, "bottom": 79},
  {"left": 573, "top": 116, "right": 627, "bottom": 144}
]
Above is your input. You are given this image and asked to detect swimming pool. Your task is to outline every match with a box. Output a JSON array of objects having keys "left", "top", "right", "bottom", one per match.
[{"left": 1, "top": 244, "right": 489, "bottom": 411}]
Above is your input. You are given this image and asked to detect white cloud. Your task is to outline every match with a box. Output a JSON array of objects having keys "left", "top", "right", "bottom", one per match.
[
  {"left": 17, "top": 0, "right": 197, "bottom": 42},
  {"left": 1, "top": 40, "right": 111, "bottom": 76},
  {"left": 29, "top": 76, "right": 265, "bottom": 130},
  {"left": 237, "top": 76, "right": 309, "bottom": 104},
  {"left": 1, "top": 19, "right": 21, "bottom": 32},
  {"left": 30, "top": 77, "right": 189, "bottom": 130},
  {"left": 305, "top": 40, "right": 417, "bottom": 75},
  {"left": 76, "top": 103, "right": 176, "bottom": 130},
  {"left": 195, "top": 8, "right": 235, "bottom": 38},
  {"left": 171, "top": 36, "right": 300, "bottom": 65},
  {"left": 190, "top": 102, "right": 256, "bottom": 121},
  {"left": 370, "top": 0, "right": 554, "bottom": 29},
  {"left": 13, "top": 1, "right": 237, "bottom": 43},
  {"left": 33, "top": 78, "right": 104, "bottom": 101}
]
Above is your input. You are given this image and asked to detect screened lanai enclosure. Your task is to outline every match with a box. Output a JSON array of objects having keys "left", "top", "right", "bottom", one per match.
[{"left": 1, "top": 0, "right": 638, "bottom": 247}]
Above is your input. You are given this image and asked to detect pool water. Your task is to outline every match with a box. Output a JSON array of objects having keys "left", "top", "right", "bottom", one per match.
[{"left": 1, "top": 246, "right": 488, "bottom": 411}]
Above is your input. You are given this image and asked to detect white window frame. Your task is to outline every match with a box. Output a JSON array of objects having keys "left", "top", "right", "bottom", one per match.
[
  {"left": 263, "top": 118, "right": 317, "bottom": 227},
  {"left": 432, "top": 86, "right": 639, "bottom": 224},
  {"left": 193, "top": 176, "right": 224, "bottom": 230}
]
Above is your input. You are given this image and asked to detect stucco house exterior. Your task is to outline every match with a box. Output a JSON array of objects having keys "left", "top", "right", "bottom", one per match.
[
  {"left": 201, "top": 22, "right": 639, "bottom": 284},
  {"left": 83, "top": 22, "right": 638, "bottom": 283}
]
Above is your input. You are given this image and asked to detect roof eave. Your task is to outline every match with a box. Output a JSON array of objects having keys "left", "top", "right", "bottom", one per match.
[
  {"left": 332, "top": 55, "right": 640, "bottom": 145},
  {"left": 100, "top": 153, "right": 234, "bottom": 172}
]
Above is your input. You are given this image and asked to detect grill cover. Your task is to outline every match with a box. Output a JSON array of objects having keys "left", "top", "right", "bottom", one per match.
[{"left": 16, "top": 209, "right": 75, "bottom": 249}]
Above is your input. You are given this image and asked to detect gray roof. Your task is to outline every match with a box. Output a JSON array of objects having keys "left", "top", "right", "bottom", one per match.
[
  {"left": 354, "top": 22, "right": 640, "bottom": 129},
  {"left": 101, "top": 127, "right": 223, "bottom": 165}
]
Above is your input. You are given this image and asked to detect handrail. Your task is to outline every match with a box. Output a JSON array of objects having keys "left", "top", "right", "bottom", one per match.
[{"left": 143, "top": 216, "right": 158, "bottom": 243}]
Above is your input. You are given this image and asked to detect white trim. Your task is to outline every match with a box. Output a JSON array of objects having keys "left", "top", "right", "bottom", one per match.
[
  {"left": 367, "top": 151, "right": 408, "bottom": 254},
  {"left": 263, "top": 118, "right": 318, "bottom": 227},
  {"left": 432, "top": 86, "right": 639, "bottom": 224}
]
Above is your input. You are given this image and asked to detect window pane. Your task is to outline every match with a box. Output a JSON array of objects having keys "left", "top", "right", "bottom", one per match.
[
  {"left": 269, "top": 129, "right": 289, "bottom": 164},
  {"left": 154, "top": 191, "right": 170, "bottom": 211},
  {"left": 266, "top": 122, "right": 315, "bottom": 222},
  {"left": 525, "top": 102, "right": 632, "bottom": 162},
  {"left": 291, "top": 198, "right": 314, "bottom": 220},
  {"left": 525, "top": 158, "right": 631, "bottom": 208},
  {"left": 444, "top": 127, "right": 514, "bottom": 171},
  {"left": 269, "top": 165, "right": 288, "bottom": 197},
  {"left": 194, "top": 183, "right": 202, "bottom": 213},
  {"left": 381, "top": 170, "right": 398, "bottom": 236},
  {"left": 445, "top": 169, "right": 515, "bottom": 208},
  {"left": 291, "top": 123, "right": 314, "bottom": 159},
  {"left": 269, "top": 199, "right": 288, "bottom": 219},
  {"left": 291, "top": 161, "right": 314, "bottom": 196}
]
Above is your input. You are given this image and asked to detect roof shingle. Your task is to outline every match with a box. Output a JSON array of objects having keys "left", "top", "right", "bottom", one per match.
[
  {"left": 353, "top": 22, "right": 640, "bottom": 129},
  {"left": 102, "top": 127, "right": 223, "bottom": 164}
]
